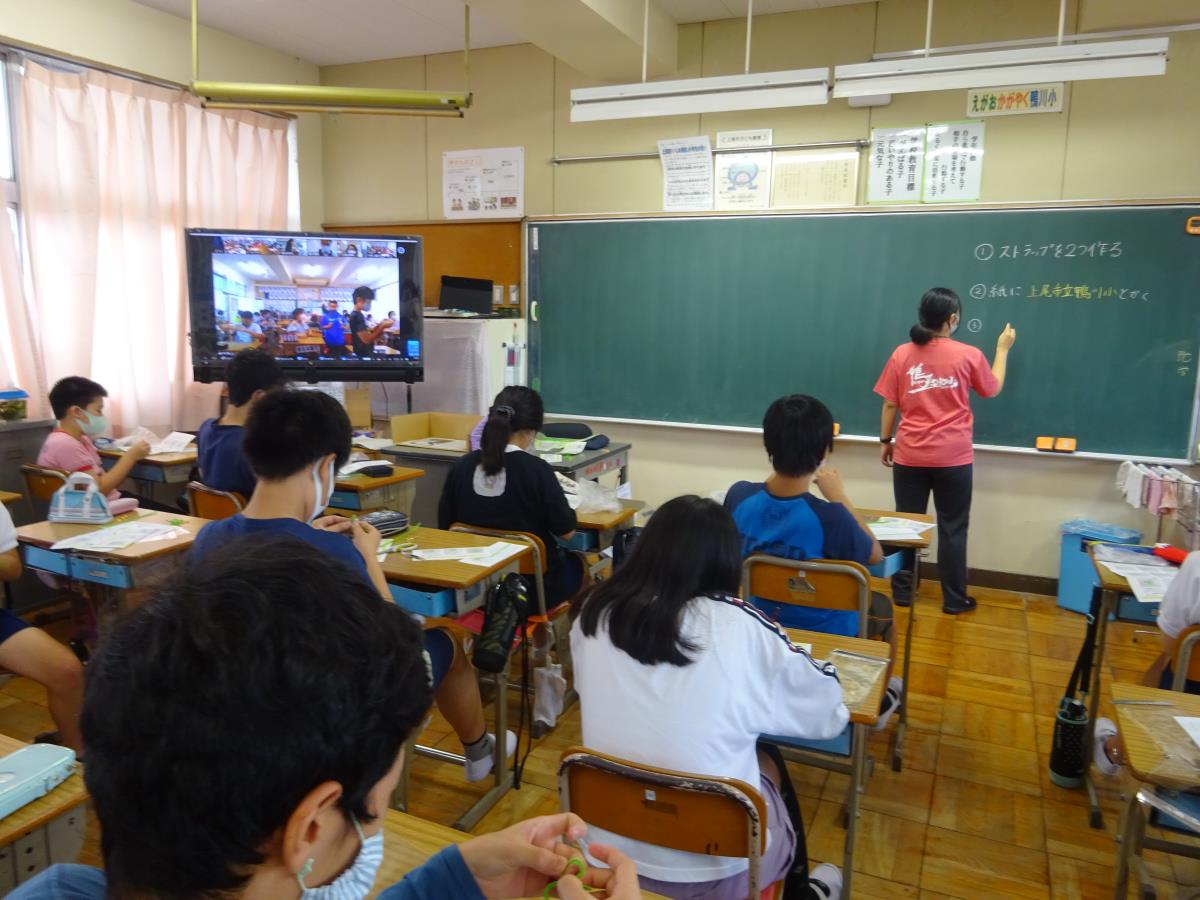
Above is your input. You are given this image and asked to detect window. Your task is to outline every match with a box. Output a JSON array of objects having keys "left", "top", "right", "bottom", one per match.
[{"left": 0, "top": 51, "right": 20, "bottom": 251}]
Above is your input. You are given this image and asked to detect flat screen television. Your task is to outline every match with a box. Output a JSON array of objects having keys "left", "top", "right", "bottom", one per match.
[{"left": 186, "top": 229, "right": 424, "bottom": 383}]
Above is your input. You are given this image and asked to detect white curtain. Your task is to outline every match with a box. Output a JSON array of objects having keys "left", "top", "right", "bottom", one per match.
[
  {"left": 0, "top": 204, "right": 45, "bottom": 417},
  {"left": 17, "top": 61, "right": 289, "bottom": 434}
]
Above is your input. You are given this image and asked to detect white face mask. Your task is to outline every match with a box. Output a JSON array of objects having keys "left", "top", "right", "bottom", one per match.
[
  {"left": 297, "top": 817, "right": 384, "bottom": 900},
  {"left": 949, "top": 315, "right": 960, "bottom": 336},
  {"left": 309, "top": 460, "right": 335, "bottom": 523}
]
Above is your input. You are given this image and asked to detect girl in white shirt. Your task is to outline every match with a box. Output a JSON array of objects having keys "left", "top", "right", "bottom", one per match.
[
  {"left": 571, "top": 495, "right": 849, "bottom": 900},
  {"left": 1095, "top": 550, "right": 1200, "bottom": 774}
]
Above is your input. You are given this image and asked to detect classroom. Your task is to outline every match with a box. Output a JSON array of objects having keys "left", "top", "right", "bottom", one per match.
[{"left": 0, "top": 0, "right": 1197, "bottom": 897}]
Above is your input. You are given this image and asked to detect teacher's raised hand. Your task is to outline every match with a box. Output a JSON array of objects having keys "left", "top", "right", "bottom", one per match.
[{"left": 997, "top": 322, "right": 1016, "bottom": 351}]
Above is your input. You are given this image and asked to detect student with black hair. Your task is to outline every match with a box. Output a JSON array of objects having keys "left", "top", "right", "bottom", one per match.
[
  {"left": 349, "top": 286, "right": 395, "bottom": 358},
  {"left": 874, "top": 287, "right": 1016, "bottom": 615},
  {"left": 196, "top": 349, "right": 288, "bottom": 499},
  {"left": 439, "top": 386, "right": 581, "bottom": 606},
  {"left": 286, "top": 307, "right": 312, "bottom": 333},
  {"left": 10, "top": 540, "right": 639, "bottom": 900},
  {"left": 38, "top": 376, "right": 151, "bottom": 513},
  {"left": 572, "top": 495, "right": 848, "bottom": 900},
  {"left": 191, "top": 389, "right": 514, "bottom": 784},
  {"left": 725, "top": 396, "right": 901, "bottom": 729}
]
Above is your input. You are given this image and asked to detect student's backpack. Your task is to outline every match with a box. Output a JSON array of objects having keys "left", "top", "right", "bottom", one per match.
[{"left": 472, "top": 573, "right": 531, "bottom": 674}]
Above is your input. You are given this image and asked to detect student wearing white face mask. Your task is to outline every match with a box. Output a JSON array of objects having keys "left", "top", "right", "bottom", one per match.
[
  {"left": 873, "top": 287, "right": 1016, "bottom": 615},
  {"left": 38, "top": 375, "right": 176, "bottom": 513},
  {"left": 9, "top": 540, "right": 640, "bottom": 900},
  {"left": 190, "top": 389, "right": 515, "bottom": 785}
]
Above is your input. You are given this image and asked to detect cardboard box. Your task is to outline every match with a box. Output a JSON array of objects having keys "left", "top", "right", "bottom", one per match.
[{"left": 389, "top": 412, "right": 480, "bottom": 445}]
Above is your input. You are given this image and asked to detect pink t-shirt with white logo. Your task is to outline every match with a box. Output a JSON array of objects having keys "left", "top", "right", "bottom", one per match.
[{"left": 873, "top": 338, "right": 1000, "bottom": 468}]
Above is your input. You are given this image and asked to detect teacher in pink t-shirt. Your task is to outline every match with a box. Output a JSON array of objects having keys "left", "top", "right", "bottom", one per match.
[{"left": 873, "top": 287, "right": 1016, "bottom": 615}]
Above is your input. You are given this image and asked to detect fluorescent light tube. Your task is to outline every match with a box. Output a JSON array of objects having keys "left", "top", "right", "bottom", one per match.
[
  {"left": 570, "top": 68, "right": 829, "bottom": 122},
  {"left": 833, "top": 37, "right": 1167, "bottom": 98}
]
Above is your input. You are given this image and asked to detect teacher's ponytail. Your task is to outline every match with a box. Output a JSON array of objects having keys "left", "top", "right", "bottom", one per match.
[
  {"left": 479, "top": 386, "right": 545, "bottom": 476},
  {"left": 910, "top": 286, "right": 962, "bottom": 346}
]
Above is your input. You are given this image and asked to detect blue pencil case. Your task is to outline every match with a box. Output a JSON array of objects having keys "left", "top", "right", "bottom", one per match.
[{"left": 0, "top": 744, "right": 76, "bottom": 821}]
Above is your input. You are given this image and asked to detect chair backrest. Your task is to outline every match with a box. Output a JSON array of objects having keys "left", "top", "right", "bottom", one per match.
[
  {"left": 1172, "top": 624, "right": 1200, "bottom": 689},
  {"left": 449, "top": 523, "right": 547, "bottom": 575},
  {"left": 742, "top": 555, "right": 871, "bottom": 639},
  {"left": 187, "top": 481, "right": 245, "bottom": 520},
  {"left": 559, "top": 746, "right": 769, "bottom": 897},
  {"left": 20, "top": 465, "right": 67, "bottom": 503}
]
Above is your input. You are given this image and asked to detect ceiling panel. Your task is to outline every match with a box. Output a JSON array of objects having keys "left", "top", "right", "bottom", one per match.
[{"left": 133, "top": 0, "right": 525, "bottom": 66}]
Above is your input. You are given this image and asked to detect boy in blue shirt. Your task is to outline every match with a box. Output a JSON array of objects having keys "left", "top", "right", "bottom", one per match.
[
  {"left": 726, "top": 395, "right": 901, "bottom": 727},
  {"left": 192, "top": 388, "right": 514, "bottom": 783},
  {"left": 9, "top": 541, "right": 637, "bottom": 900},
  {"left": 196, "top": 348, "right": 287, "bottom": 500}
]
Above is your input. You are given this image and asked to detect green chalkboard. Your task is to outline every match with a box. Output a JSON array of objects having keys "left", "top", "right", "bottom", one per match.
[{"left": 528, "top": 204, "right": 1200, "bottom": 460}]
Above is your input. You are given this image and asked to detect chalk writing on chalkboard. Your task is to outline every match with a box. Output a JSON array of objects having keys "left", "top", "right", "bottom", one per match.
[
  {"left": 973, "top": 241, "right": 1123, "bottom": 261},
  {"left": 966, "top": 282, "right": 1150, "bottom": 301}
]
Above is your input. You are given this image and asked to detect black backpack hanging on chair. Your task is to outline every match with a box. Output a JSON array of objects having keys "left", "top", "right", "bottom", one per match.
[
  {"left": 1049, "top": 587, "right": 1101, "bottom": 788},
  {"left": 472, "top": 573, "right": 531, "bottom": 674}
]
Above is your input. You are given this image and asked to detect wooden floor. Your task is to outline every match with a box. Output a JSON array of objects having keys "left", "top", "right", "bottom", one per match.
[{"left": 4, "top": 583, "right": 1199, "bottom": 898}]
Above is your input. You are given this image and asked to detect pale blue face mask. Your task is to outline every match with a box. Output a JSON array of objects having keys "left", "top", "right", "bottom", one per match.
[
  {"left": 77, "top": 410, "right": 108, "bottom": 437},
  {"left": 296, "top": 816, "right": 384, "bottom": 900}
]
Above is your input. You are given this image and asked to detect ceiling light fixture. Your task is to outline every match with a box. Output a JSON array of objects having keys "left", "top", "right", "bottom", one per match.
[
  {"left": 833, "top": 37, "right": 1168, "bottom": 98},
  {"left": 570, "top": 68, "right": 830, "bottom": 121},
  {"left": 570, "top": 0, "right": 828, "bottom": 122}
]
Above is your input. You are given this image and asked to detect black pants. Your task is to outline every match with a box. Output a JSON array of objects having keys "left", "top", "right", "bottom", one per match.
[{"left": 891, "top": 463, "right": 973, "bottom": 607}]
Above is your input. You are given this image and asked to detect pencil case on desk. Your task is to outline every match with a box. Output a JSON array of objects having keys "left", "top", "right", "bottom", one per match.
[{"left": 0, "top": 744, "right": 76, "bottom": 821}]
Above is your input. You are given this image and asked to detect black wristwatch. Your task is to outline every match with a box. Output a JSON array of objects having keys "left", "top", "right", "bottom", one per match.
[{"left": 880, "top": 437, "right": 893, "bottom": 444}]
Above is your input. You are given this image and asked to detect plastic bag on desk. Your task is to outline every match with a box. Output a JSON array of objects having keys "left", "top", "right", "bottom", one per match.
[
  {"left": 575, "top": 478, "right": 621, "bottom": 515},
  {"left": 533, "top": 662, "right": 567, "bottom": 730}
]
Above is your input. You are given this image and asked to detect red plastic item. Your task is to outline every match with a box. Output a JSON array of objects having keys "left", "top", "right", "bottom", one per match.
[{"left": 1154, "top": 545, "right": 1189, "bottom": 565}]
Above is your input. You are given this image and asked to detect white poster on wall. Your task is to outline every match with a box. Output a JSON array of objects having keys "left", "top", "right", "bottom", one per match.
[
  {"left": 771, "top": 148, "right": 859, "bottom": 208},
  {"left": 922, "top": 122, "right": 985, "bottom": 203},
  {"left": 442, "top": 146, "right": 524, "bottom": 218},
  {"left": 867, "top": 126, "right": 925, "bottom": 204},
  {"left": 658, "top": 136, "right": 714, "bottom": 211},
  {"left": 715, "top": 151, "right": 773, "bottom": 210}
]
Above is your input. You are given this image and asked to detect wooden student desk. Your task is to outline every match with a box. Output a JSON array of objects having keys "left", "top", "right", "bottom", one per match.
[
  {"left": 16, "top": 510, "right": 206, "bottom": 614},
  {"left": 0, "top": 492, "right": 20, "bottom": 507},
  {"left": 98, "top": 447, "right": 197, "bottom": 484},
  {"left": 1078, "top": 544, "right": 1169, "bottom": 829},
  {"left": 776, "top": 626, "right": 891, "bottom": 900},
  {"left": 329, "top": 466, "right": 423, "bottom": 516},
  {"left": 373, "top": 811, "right": 668, "bottom": 899},
  {"left": 0, "top": 734, "right": 87, "bottom": 892},
  {"left": 380, "top": 527, "right": 532, "bottom": 832},
  {"left": 1110, "top": 682, "right": 1200, "bottom": 898},
  {"left": 574, "top": 500, "right": 643, "bottom": 547},
  {"left": 859, "top": 507, "right": 933, "bottom": 774}
]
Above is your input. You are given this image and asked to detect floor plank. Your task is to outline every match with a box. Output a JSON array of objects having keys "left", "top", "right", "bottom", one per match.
[{"left": 4, "top": 583, "right": 1199, "bottom": 898}]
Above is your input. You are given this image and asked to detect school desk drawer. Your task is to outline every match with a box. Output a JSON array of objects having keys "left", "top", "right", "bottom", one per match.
[
  {"left": 21, "top": 546, "right": 69, "bottom": 576},
  {"left": 868, "top": 550, "right": 906, "bottom": 579},
  {"left": 68, "top": 558, "right": 134, "bottom": 589},
  {"left": 389, "top": 584, "right": 455, "bottom": 617}
]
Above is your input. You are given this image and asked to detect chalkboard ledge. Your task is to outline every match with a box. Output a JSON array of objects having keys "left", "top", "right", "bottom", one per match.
[{"left": 545, "top": 412, "right": 1193, "bottom": 465}]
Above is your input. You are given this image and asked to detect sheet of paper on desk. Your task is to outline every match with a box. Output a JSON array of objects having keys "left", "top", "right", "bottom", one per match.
[
  {"left": 1174, "top": 716, "right": 1200, "bottom": 750},
  {"left": 461, "top": 541, "right": 525, "bottom": 568},
  {"left": 353, "top": 436, "right": 393, "bottom": 451},
  {"left": 411, "top": 546, "right": 497, "bottom": 561},
  {"left": 1093, "top": 545, "right": 1172, "bottom": 568},
  {"left": 401, "top": 438, "right": 467, "bottom": 451},
  {"left": 151, "top": 432, "right": 195, "bottom": 454},
  {"left": 1125, "top": 570, "right": 1178, "bottom": 604},
  {"left": 51, "top": 522, "right": 177, "bottom": 552},
  {"left": 868, "top": 518, "right": 927, "bottom": 541},
  {"left": 1102, "top": 562, "right": 1173, "bottom": 580},
  {"left": 338, "top": 460, "right": 388, "bottom": 476}
]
